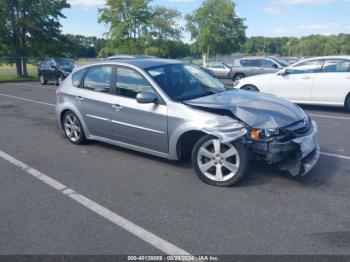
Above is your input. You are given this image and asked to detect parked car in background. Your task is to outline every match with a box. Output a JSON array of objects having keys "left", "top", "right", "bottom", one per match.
[
  {"left": 235, "top": 56, "right": 350, "bottom": 111},
  {"left": 56, "top": 58, "right": 319, "bottom": 187},
  {"left": 283, "top": 57, "right": 300, "bottom": 65},
  {"left": 107, "top": 55, "right": 156, "bottom": 60},
  {"left": 38, "top": 58, "right": 75, "bottom": 85},
  {"left": 203, "top": 62, "right": 232, "bottom": 78},
  {"left": 229, "top": 56, "right": 289, "bottom": 83}
]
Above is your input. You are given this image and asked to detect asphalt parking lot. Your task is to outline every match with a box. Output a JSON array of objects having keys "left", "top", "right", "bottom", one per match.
[{"left": 0, "top": 81, "right": 350, "bottom": 256}]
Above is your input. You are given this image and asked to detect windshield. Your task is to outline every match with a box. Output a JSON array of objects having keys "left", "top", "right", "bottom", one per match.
[
  {"left": 271, "top": 57, "right": 289, "bottom": 67},
  {"left": 146, "top": 63, "right": 225, "bottom": 101},
  {"left": 56, "top": 59, "right": 75, "bottom": 70}
]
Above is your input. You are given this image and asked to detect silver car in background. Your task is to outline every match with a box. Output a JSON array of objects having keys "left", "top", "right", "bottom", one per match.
[
  {"left": 56, "top": 58, "right": 320, "bottom": 187},
  {"left": 203, "top": 62, "right": 232, "bottom": 78},
  {"left": 229, "top": 56, "right": 289, "bottom": 83}
]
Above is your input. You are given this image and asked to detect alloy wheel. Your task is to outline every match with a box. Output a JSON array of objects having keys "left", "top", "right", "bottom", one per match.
[
  {"left": 197, "top": 139, "right": 240, "bottom": 182},
  {"left": 64, "top": 113, "right": 81, "bottom": 142}
]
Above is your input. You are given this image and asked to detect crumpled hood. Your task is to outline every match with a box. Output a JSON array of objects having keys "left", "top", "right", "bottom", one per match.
[{"left": 184, "top": 90, "right": 306, "bottom": 129}]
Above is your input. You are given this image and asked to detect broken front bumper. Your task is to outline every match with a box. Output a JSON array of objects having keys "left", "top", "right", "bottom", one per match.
[
  {"left": 249, "top": 121, "right": 320, "bottom": 176},
  {"left": 279, "top": 120, "right": 320, "bottom": 176}
]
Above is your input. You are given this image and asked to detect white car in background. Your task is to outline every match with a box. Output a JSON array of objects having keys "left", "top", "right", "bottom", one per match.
[{"left": 235, "top": 56, "right": 350, "bottom": 111}]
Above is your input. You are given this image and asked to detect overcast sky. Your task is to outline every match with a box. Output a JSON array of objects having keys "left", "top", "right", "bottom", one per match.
[{"left": 61, "top": 0, "right": 350, "bottom": 41}]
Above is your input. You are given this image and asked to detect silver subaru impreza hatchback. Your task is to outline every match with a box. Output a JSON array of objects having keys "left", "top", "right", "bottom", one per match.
[{"left": 56, "top": 58, "right": 320, "bottom": 187}]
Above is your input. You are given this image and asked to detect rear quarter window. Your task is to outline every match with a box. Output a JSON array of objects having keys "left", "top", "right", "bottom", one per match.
[{"left": 72, "top": 68, "right": 88, "bottom": 87}]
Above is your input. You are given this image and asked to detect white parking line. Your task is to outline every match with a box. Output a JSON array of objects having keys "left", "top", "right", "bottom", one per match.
[
  {"left": 0, "top": 82, "right": 57, "bottom": 89},
  {"left": 321, "top": 152, "right": 350, "bottom": 161},
  {"left": 309, "top": 114, "right": 350, "bottom": 120},
  {"left": 0, "top": 149, "right": 191, "bottom": 256},
  {"left": 0, "top": 93, "right": 55, "bottom": 107}
]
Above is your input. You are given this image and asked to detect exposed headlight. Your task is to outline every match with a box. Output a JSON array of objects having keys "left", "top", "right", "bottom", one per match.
[{"left": 249, "top": 128, "right": 280, "bottom": 140}]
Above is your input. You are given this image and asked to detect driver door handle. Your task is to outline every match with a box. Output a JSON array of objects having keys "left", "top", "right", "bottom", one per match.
[
  {"left": 302, "top": 76, "right": 311, "bottom": 79},
  {"left": 112, "top": 104, "right": 123, "bottom": 111},
  {"left": 75, "top": 96, "right": 85, "bottom": 101}
]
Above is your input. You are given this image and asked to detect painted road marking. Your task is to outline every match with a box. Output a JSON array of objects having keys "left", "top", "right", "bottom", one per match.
[
  {"left": 0, "top": 93, "right": 55, "bottom": 107},
  {"left": 0, "top": 82, "right": 56, "bottom": 89},
  {"left": 309, "top": 114, "right": 350, "bottom": 120},
  {"left": 321, "top": 152, "right": 350, "bottom": 161},
  {"left": 0, "top": 149, "right": 191, "bottom": 256}
]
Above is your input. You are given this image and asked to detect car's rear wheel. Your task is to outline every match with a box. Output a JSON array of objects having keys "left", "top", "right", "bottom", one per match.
[
  {"left": 345, "top": 94, "right": 350, "bottom": 112},
  {"left": 241, "top": 84, "right": 259, "bottom": 92},
  {"left": 192, "top": 135, "right": 249, "bottom": 187},
  {"left": 232, "top": 73, "right": 244, "bottom": 84},
  {"left": 62, "top": 111, "right": 86, "bottom": 145},
  {"left": 39, "top": 74, "right": 47, "bottom": 85}
]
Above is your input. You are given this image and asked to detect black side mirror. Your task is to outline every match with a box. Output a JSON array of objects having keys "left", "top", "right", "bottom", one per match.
[
  {"left": 278, "top": 69, "right": 288, "bottom": 76},
  {"left": 136, "top": 92, "right": 158, "bottom": 104}
]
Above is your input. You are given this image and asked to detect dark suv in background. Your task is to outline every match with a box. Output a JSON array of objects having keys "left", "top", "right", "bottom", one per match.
[{"left": 38, "top": 58, "right": 75, "bottom": 85}]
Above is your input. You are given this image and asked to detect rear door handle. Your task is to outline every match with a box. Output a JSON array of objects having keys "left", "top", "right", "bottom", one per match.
[
  {"left": 75, "top": 96, "right": 85, "bottom": 101},
  {"left": 112, "top": 104, "right": 123, "bottom": 111}
]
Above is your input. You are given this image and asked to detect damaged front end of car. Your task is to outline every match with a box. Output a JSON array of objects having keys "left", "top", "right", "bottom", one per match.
[
  {"left": 198, "top": 114, "right": 320, "bottom": 177},
  {"left": 244, "top": 117, "right": 320, "bottom": 176}
]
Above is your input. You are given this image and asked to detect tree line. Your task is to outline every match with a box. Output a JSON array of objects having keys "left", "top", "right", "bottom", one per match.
[{"left": 1, "top": 0, "right": 350, "bottom": 78}]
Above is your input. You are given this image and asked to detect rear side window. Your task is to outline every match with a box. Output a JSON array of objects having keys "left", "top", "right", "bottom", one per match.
[
  {"left": 83, "top": 66, "right": 113, "bottom": 93},
  {"left": 72, "top": 68, "right": 88, "bottom": 87},
  {"left": 240, "top": 59, "right": 259, "bottom": 67},
  {"left": 322, "top": 59, "right": 350, "bottom": 73}
]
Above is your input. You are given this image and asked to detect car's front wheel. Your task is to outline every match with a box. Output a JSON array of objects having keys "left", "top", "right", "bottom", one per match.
[
  {"left": 62, "top": 111, "right": 86, "bottom": 145},
  {"left": 39, "top": 74, "right": 47, "bottom": 85},
  {"left": 192, "top": 135, "right": 249, "bottom": 187},
  {"left": 57, "top": 75, "right": 63, "bottom": 86}
]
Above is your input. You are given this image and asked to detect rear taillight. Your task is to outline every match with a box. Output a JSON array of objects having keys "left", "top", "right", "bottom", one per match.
[{"left": 55, "top": 90, "right": 61, "bottom": 97}]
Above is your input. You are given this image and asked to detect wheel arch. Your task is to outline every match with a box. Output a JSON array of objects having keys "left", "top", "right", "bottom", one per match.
[{"left": 59, "top": 106, "right": 90, "bottom": 138}]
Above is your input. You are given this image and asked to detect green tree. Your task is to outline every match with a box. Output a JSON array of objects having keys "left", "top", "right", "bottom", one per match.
[
  {"left": 0, "top": 0, "right": 69, "bottom": 76},
  {"left": 185, "top": 0, "right": 246, "bottom": 55},
  {"left": 149, "top": 7, "right": 182, "bottom": 56},
  {"left": 98, "top": 0, "right": 151, "bottom": 54}
]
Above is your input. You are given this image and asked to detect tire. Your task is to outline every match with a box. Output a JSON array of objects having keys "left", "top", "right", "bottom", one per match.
[
  {"left": 345, "top": 94, "right": 350, "bottom": 112},
  {"left": 232, "top": 73, "right": 244, "bottom": 84},
  {"left": 62, "top": 111, "right": 86, "bottom": 145},
  {"left": 191, "top": 135, "right": 249, "bottom": 187},
  {"left": 57, "top": 75, "right": 63, "bottom": 86},
  {"left": 241, "top": 84, "right": 259, "bottom": 92},
  {"left": 39, "top": 74, "right": 47, "bottom": 85}
]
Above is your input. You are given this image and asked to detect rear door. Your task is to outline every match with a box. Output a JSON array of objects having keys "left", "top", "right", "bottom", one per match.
[
  {"left": 311, "top": 59, "right": 350, "bottom": 105},
  {"left": 269, "top": 59, "right": 322, "bottom": 102},
  {"left": 111, "top": 66, "right": 168, "bottom": 154},
  {"left": 72, "top": 65, "right": 115, "bottom": 139}
]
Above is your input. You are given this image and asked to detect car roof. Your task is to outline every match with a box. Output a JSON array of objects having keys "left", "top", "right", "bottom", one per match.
[
  {"left": 302, "top": 55, "right": 350, "bottom": 61},
  {"left": 77, "top": 58, "right": 184, "bottom": 70}
]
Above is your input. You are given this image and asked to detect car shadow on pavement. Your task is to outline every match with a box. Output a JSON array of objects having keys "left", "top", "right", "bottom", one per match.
[
  {"left": 300, "top": 104, "right": 348, "bottom": 114},
  {"left": 79, "top": 139, "right": 339, "bottom": 188}
]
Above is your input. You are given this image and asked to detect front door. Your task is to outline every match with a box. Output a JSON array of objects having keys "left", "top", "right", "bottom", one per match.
[
  {"left": 270, "top": 59, "right": 322, "bottom": 102},
  {"left": 111, "top": 66, "right": 168, "bottom": 154}
]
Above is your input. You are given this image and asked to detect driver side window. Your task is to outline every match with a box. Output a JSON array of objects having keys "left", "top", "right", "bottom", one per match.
[
  {"left": 288, "top": 60, "right": 321, "bottom": 74},
  {"left": 116, "top": 67, "right": 155, "bottom": 99}
]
